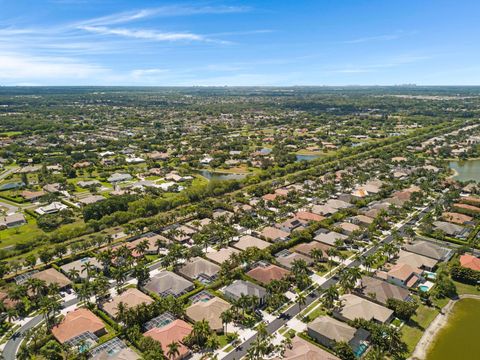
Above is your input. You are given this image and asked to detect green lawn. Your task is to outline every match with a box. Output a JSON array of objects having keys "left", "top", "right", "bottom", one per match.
[
  {"left": 303, "top": 304, "right": 326, "bottom": 322},
  {"left": 454, "top": 280, "right": 480, "bottom": 296},
  {"left": 217, "top": 333, "right": 237, "bottom": 348},
  {"left": 0, "top": 216, "right": 44, "bottom": 249},
  {"left": 401, "top": 304, "right": 439, "bottom": 353}
]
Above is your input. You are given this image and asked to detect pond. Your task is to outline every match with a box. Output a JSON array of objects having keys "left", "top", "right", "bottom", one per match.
[
  {"left": 295, "top": 154, "right": 322, "bottom": 162},
  {"left": 426, "top": 298, "right": 480, "bottom": 360},
  {"left": 449, "top": 159, "right": 480, "bottom": 182},
  {"left": 197, "top": 169, "right": 248, "bottom": 181}
]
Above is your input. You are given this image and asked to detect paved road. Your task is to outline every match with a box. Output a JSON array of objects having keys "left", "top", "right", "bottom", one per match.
[
  {"left": 2, "top": 260, "right": 164, "bottom": 360},
  {"left": 2, "top": 206, "right": 432, "bottom": 360},
  {"left": 224, "top": 205, "right": 432, "bottom": 360}
]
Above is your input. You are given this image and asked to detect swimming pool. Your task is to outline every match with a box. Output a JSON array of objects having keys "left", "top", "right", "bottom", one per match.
[{"left": 354, "top": 343, "right": 368, "bottom": 357}]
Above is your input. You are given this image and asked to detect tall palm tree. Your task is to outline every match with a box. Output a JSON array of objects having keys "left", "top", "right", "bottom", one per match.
[
  {"left": 297, "top": 293, "right": 306, "bottom": 311},
  {"left": 322, "top": 285, "right": 339, "bottom": 311},
  {"left": 220, "top": 309, "right": 233, "bottom": 334},
  {"left": 167, "top": 341, "right": 180, "bottom": 360}
]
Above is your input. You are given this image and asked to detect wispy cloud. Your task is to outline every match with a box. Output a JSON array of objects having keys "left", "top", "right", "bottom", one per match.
[
  {"left": 78, "top": 25, "right": 207, "bottom": 42},
  {"left": 343, "top": 34, "right": 402, "bottom": 44},
  {"left": 78, "top": 5, "right": 249, "bottom": 27}
]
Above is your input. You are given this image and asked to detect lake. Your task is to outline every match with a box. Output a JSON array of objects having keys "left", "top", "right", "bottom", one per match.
[
  {"left": 449, "top": 159, "right": 480, "bottom": 182},
  {"left": 295, "top": 154, "right": 321, "bottom": 162},
  {"left": 197, "top": 169, "right": 247, "bottom": 181},
  {"left": 426, "top": 298, "right": 480, "bottom": 360}
]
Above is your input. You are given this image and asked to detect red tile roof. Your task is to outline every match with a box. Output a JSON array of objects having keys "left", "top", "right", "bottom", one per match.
[
  {"left": 51, "top": 308, "right": 105, "bottom": 344},
  {"left": 460, "top": 254, "right": 480, "bottom": 272}
]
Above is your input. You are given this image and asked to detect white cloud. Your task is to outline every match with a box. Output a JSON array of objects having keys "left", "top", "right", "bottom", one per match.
[
  {"left": 78, "top": 25, "right": 206, "bottom": 42},
  {"left": 78, "top": 5, "right": 249, "bottom": 27},
  {"left": 0, "top": 52, "right": 106, "bottom": 83}
]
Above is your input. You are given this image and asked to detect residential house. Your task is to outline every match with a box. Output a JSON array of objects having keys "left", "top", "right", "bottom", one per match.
[
  {"left": 294, "top": 241, "right": 332, "bottom": 260},
  {"left": 246, "top": 262, "right": 291, "bottom": 285},
  {"left": 433, "top": 221, "right": 470, "bottom": 238},
  {"left": 234, "top": 235, "right": 270, "bottom": 251},
  {"left": 272, "top": 336, "right": 340, "bottom": 360},
  {"left": 386, "top": 263, "right": 422, "bottom": 288},
  {"left": 223, "top": 280, "right": 267, "bottom": 306},
  {"left": 314, "top": 231, "right": 347, "bottom": 246},
  {"left": 261, "top": 226, "right": 290, "bottom": 242},
  {"left": 60, "top": 257, "right": 102, "bottom": 280},
  {"left": 103, "top": 288, "right": 154, "bottom": 319},
  {"left": 35, "top": 202, "right": 68, "bottom": 215},
  {"left": 336, "top": 222, "right": 361, "bottom": 235},
  {"left": 276, "top": 217, "right": 308, "bottom": 234},
  {"left": 144, "top": 271, "right": 194, "bottom": 297},
  {"left": 177, "top": 257, "right": 220, "bottom": 283},
  {"left": 333, "top": 294, "right": 394, "bottom": 324},
  {"left": 275, "top": 250, "right": 313, "bottom": 270},
  {"left": 51, "top": 308, "right": 106, "bottom": 344},
  {"left": 356, "top": 276, "right": 410, "bottom": 304},
  {"left": 307, "top": 316, "right": 369, "bottom": 355},
  {"left": 396, "top": 249, "right": 438, "bottom": 271},
  {"left": 460, "top": 254, "right": 480, "bottom": 272},
  {"left": 403, "top": 241, "right": 453, "bottom": 262},
  {"left": 0, "top": 213, "right": 26, "bottom": 229},
  {"left": 31, "top": 268, "right": 72, "bottom": 289},
  {"left": 186, "top": 296, "right": 231, "bottom": 333},
  {"left": 144, "top": 320, "right": 192, "bottom": 360},
  {"left": 206, "top": 247, "right": 241, "bottom": 265},
  {"left": 90, "top": 338, "right": 139, "bottom": 360},
  {"left": 78, "top": 195, "right": 106, "bottom": 205},
  {"left": 442, "top": 212, "right": 473, "bottom": 225},
  {"left": 352, "top": 215, "right": 375, "bottom": 227},
  {"left": 107, "top": 173, "right": 132, "bottom": 183},
  {"left": 21, "top": 190, "right": 46, "bottom": 202},
  {"left": 295, "top": 211, "right": 325, "bottom": 223}
]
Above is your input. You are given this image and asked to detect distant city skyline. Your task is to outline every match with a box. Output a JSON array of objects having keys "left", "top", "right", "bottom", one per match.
[{"left": 0, "top": 0, "right": 479, "bottom": 86}]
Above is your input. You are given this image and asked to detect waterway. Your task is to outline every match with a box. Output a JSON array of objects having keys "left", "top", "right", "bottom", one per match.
[
  {"left": 197, "top": 169, "right": 248, "bottom": 181},
  {"left": 449, "top": 159, "right": 480, "bottom": 182},
  {"left": 295, "top": 154, "right": 321, "bottom": 162},
  {"left": 426, "top": 298, "right": 480, "bottom": 360}
]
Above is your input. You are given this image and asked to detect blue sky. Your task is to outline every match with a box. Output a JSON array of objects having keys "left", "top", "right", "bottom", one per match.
[{"left": 0, "top": 0, "right": 479, "bottom": 86}]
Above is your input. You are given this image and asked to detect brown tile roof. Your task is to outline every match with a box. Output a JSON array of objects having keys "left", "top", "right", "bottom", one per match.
[
  {"left": 234, "top": 235, "right": 270, "bottom": 250},
  {"left": 295, "top": 211, "right": 325, "bottom": 222},
  {"left": 454, "top": 203, "right": 480, "bottom": 213},
  {"left": 358, "top": 276, "right": 410, "bottom": 304},
  {"left": 103, "top": 288, "right": 154, "bottom": 318},
  {"left": 387, "top": 263, "right": 421, "bottom": 282},
  {"left": 206, "top": 247, "right": 240, "bottom": 264},
  {"left": 272, "top": 336, "right": 340, "bottom": 360},
  {"left": 144, "top": 320, "right": 192, "bottom": 359},
  {"left": 186, "top": 296, "right": 231, "bottom": 331},
  {"left": 31, "top": 268, "right": 72, "bottom": 288},
  {"left": 51, "top": 308, "right": 106, "bottom": 344},
  {"left": 294, "top": 241, "right": 332, "bottom": 257},
  {"left": 261, "top": 226, "right": 290, "bottom": 241},
  {"left": 247, "top": 263, "right": 290, "bottom": 285},
  {"left": 442, "top": 212, "right": 473, "bottom": 225}
]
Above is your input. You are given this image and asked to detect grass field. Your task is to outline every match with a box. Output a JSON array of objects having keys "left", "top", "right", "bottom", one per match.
[
  {"left": 401, "top": 304, "right": 439, "bottom": 353},
  {"left": 0, "top": 216, "right": 44, "bottom": 250}
]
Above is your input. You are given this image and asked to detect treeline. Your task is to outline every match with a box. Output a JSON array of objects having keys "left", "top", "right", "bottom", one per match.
[{"left": 83, "top": 194, "right": 138, "bottom": 221}]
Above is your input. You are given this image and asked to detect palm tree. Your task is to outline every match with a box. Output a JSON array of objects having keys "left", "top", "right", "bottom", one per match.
[
  {"left": 220, "top": 309, "right": 233, "bottom": 334},
  {"left": 167, "top": 341, "right": 180, "bottom": 360},
  {"left": 67, "top": 268, "right": 80, "bottom": 281},
  {"left": 135, "top": 239, "right": 150, "bottom": 257},
  {"left": 322, "top": 285, "right": 339, "bottom": 311},
  {"left": 297, "top": 293, "right": 306, "bottom": 311},
  {"left": 81, "top": 261, "right": 95, "bottom": 281}
]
